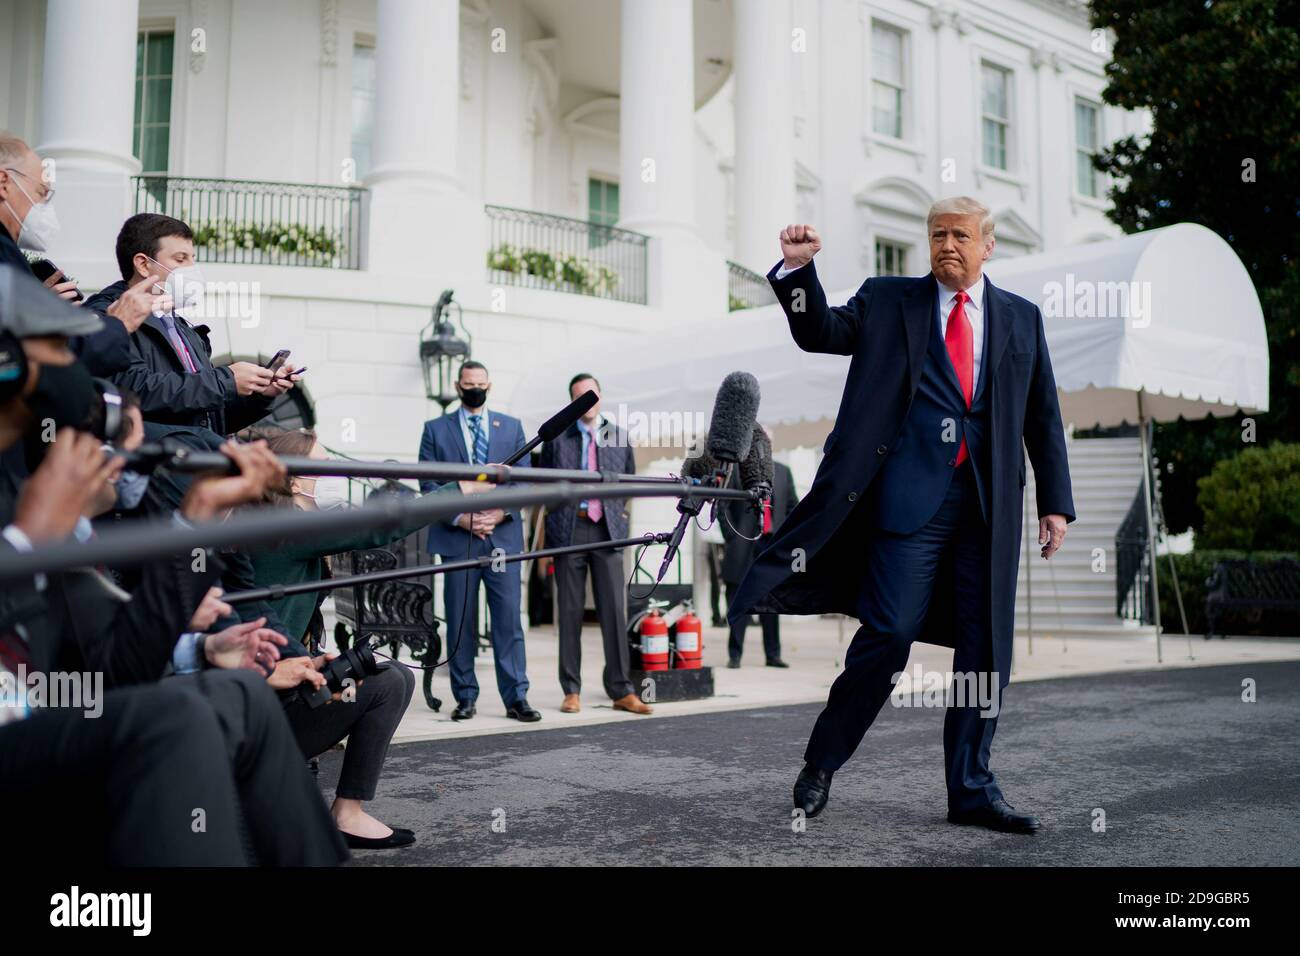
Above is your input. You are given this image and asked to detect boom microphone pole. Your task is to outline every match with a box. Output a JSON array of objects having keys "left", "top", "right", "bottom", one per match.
[
  {"left": 223, "top": 531, "right": 673, "bottom": 605},
  {"left": 0, "top": 481, "right": 754, "bottom": 581},
  {"left": 119, "top": 439, "right": 689, "bottom": 485}
]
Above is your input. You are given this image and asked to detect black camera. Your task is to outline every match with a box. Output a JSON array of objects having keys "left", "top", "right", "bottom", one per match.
[
  {"left": 295, "top": 639, "right": 386, "bottom": 709},
  {"left": 86, "top": 377, "right": 127, "bottom": 443}
]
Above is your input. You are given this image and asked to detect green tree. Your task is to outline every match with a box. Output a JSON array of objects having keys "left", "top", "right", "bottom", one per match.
[
  {"left": 1089, "top": 0, "right": 1300, "bottom": 534},
  {"left": 1196, "top": 442, "right": 1300, "bottom": 550}
]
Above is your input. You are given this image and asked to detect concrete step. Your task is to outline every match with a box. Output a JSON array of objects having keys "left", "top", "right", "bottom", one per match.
[{"left": 1013, "top": 623, "right": 1158, "bottom": 640}]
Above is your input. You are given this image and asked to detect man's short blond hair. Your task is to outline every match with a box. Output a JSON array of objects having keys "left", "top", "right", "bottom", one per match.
[{"left": 926, "top": 196, "right": 994, "bottom": 238}]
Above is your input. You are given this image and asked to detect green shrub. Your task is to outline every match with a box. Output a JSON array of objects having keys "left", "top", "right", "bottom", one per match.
[
  {"left": 1196, "top": 442, "right": 1300, "bottom": 551},
  {"left": 189, "top": 219, "right": 343, "bottom": 267}
]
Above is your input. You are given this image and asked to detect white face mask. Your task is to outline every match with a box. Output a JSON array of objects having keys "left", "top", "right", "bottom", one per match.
[
  {"left": 150, "top": 259, "right": 205, "bottom": 317},
  {"left": 300, "top": 475, "right": 351, "bottom": 511},
  {"left": 6, "top": 179, "right": 60, "bottom": 253}
]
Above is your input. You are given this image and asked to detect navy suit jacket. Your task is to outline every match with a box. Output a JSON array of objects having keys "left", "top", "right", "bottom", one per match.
[
  {"left": 417, "top": 409, "right": 529, "bottom": 557},
  {"left": 729, "top": 261, "right": 1075, "bottom": 684}
]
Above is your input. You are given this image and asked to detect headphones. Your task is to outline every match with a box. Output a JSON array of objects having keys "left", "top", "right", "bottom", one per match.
[{"left": 0, "top": 328, "right": 29, "bottom": 401}]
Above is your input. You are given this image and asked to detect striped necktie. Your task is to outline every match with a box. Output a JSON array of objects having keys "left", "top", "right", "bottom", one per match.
[
  {"left": 468, "top": 413, "right": 488, "bottom": 465},
  {"left": 161, "top": 313, "right": 199, "bottom": 373}
]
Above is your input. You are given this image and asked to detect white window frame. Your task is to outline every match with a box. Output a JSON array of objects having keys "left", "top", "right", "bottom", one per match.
[
  {"left": 873, "top": 237, "right": 911, "bottom": 277},
  {"left": 869, "top": 20, "right": 908, "bottom": 142},
  {"left": 348, "top": 34, "right": 377, "bottom": 183},
  {"left": 1069, "top": 91, "right": 1110, "bottom": 208},
  {"left": 979, "top": 59, "right": 1014, "bottom": 173},
  {"left": 134, "top": 17, "right": 183, "bottom": 175}
]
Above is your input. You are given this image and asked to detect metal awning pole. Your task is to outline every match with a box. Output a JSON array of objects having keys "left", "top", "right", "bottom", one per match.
[
  {"left": 1137, "top": 393, "right": 1163, "bottom": 663},
  {"left": 1024, "top": 459, "right": 1033, "bottom": 657}
]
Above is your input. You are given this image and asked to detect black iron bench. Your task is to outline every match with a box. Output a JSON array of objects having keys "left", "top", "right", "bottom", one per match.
[
  {"left": 1204, "top": 558, "right": 1300, "bottom": 639},
  {"left": 332, "top": 543, "right": 443, "bottom": 711}
]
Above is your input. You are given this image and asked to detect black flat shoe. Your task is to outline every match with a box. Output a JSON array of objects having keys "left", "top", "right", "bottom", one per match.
[
  {"left": 341, "top": 828, "right": 416, "bottom": 850},
  {"left": 506, "top": 699, "right": 541, "bottom": 722},
  {"left": 726, "top": 658, "right": 741, "bottom": 669},
  {"left": 948, "top": 799, "right": 1041, "bottom": 834},
  {"left": 793, "top": 763, "right": 833, "bottom": 818},
  {"left": 451, "top": 702, "right": 476, "bottom": 721},
  {"left": 766, "top": 658, "right": 789, "bottom": 668}
]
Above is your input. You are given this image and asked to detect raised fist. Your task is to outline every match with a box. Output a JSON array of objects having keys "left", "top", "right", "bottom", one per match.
[{"left": 779, "top": 223, "right": 822, "bottom": 271}]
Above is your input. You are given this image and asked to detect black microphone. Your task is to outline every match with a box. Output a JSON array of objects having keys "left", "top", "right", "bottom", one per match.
[
  {"left": 501, "top": 390, "right": 599, "bottom": 467},
  {"left": 658, "top": 373, "right": 761, "bottom": 581},
  {"left": 739, "top": 424, "right": 774, "bottom": 515}
]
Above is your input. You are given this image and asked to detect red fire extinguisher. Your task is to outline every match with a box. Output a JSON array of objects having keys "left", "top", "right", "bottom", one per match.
[
  {"left": 638, "top": 609, "right": 670, "bottom": 671},
  {"left": 673, "top": 605, "right": 703, "bottom": 669}
]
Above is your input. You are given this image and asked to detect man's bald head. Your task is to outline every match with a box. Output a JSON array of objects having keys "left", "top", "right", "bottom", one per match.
[{"left": 0, "top": 131, "right": 48, "bottom": 244}]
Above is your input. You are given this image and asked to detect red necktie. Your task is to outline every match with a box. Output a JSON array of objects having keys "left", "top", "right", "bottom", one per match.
[
  {"left": 944, "top": 289, "right": 973, "bottom": 467},
  {"left": 585, "top": 433, "right": 603, "bottom": 523}
]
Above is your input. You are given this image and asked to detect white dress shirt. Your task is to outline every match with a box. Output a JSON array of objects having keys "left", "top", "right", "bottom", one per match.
[{"left": 936, "top": 275, "right": 986, "bottom": 391}]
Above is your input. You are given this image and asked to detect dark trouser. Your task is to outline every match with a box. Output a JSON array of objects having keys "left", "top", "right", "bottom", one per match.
[
  {"left": 554, "top": 516, "right": 633, "bottom": 700},
  {"left": 282, "top": 663, "right": 415, "bottom": 802},
  {"left": 169, "top": 670, "right": 349, "bottom": 865},
  {"left": 725, "top": 581, "right": 781, "bottom": 662},
  {"left": 0, "top": 680, "right": 345, "bottom": 866},
  {"left": 442, "top": 557, "right": 529, "bottom": 708},
  {"left": 804, "top": 461, "right": 1005, "bottom": 812}
]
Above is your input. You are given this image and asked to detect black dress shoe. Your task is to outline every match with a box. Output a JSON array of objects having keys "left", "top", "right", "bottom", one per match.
[
  {"left": 341, "top": 828, "right": 416, "bottom": 850},
  {"left": 793, "top": 763, "right": 834, "bottom": 818},
  {"left": 948, "top": 799, "right": 1041, "bottom": 834},
  {"left": 450, "top": 702, "right": 476, "bottom": 721},
  {"left": 766, "top": 658, "right": 790, "bottom": 668},
  {"left": 506, "top": 699, "right": 541, "bottom": 722},
  {"left": 726, "top": 658, "right": 741, "bottom": 669}
]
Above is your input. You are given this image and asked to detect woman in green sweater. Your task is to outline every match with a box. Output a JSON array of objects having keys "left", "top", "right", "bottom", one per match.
[{"left": 248, "top": 426, "right": 451, "bottom": 851}]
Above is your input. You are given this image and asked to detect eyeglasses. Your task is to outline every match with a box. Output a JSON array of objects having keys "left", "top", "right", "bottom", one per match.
[{"left": 4, "top": 167, "right": 54, "bottom": 203}]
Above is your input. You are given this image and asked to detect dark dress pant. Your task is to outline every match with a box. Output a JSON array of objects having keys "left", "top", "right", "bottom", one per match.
[
  {"left": 803, "top": 461, "right": 1005, "bottom": 812},
  {"left": 554, "top": 517, "right": 633, "bottom": 700}
]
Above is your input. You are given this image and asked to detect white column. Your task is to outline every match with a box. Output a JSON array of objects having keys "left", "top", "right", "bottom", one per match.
[
  {"left": 618, "top": 0, "right": 697, "bottom": 236},
  {"left": 732, "top": 0, "right": 795, "bottom": 274},
  {"left": 36, "top": 0, "right": 139, "bottom": 286},
  {"left": 366, "top": 0, "right": 483, "bottom": 277},
  {"left": 617, "top": 0, "right": 725, "bottom": 314},
  {"left": 368, "top": 0, "right": 459, "bottom": 192}
]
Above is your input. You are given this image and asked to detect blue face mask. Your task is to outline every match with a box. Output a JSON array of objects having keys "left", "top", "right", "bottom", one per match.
[{"left": 114, "top": 469, "right": 150, "bottom": 511}]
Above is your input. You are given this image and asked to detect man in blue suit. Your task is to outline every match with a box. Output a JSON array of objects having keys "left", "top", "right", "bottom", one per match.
[
  {"left": 417, "top": 360, "right": 539, "bottom": 722},
  {"left": 729, "top": 196, "right": 1075, "bottom": 834}
]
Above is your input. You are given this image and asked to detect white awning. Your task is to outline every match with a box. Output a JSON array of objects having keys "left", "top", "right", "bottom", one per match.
[{"left": 509, "top": 223, "right": 1268, "bottom": 434}]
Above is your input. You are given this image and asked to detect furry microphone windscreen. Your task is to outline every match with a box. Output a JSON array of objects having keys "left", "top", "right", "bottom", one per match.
[
  {"left": 705, "top": 371, "right": 760, "bottom": 464},
  {"left": 739, "top": 424, "right": 774, "bottom": 492}
]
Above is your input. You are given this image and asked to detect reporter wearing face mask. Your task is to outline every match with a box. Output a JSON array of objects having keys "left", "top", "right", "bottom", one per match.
[
  {"left": 0, "top": 133, "right": 139, "bottom": 378},
  {"left": 82, "top": 212, "right": 301, "bottom": 438},
  {"left": 244, "top": 426, "right": 466, "bottom": 850}
]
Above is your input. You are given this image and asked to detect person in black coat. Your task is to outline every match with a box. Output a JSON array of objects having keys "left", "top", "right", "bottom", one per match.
[
  {"left": 0, "top": 306, "right": 345, "bottom": 864},
  {"left": 731, "top": 198, "right": 1074, "bottom": 833},
  {"left": 85, "top": 213, "right": 300, "bottom": 436},
  {"left": 721, "top": 453, "right": 798, "bottom": 667},
  {"left": 538, "top": 374, "right": 651, "bottom": 715},
  {"left": 0, "top": 133, "right": 139, "bottom": 375}
]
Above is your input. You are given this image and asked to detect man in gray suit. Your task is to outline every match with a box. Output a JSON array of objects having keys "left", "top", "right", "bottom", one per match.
[{"left": 539, "top": 374, "right": 651, "bottom": 716}]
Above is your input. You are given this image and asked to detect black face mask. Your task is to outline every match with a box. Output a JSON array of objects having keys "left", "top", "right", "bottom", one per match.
[
  {"left": 21, "top": 360, "right": 97, "bottom": 470},
  {"left": 459, "top": 386, "right": 488, "bottom": 410}
]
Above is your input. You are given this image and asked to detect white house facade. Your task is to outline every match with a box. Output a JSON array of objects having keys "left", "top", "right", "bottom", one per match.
[{"left": 2, "top": 0, "right": 1146, "bottom": 463}]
